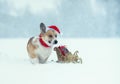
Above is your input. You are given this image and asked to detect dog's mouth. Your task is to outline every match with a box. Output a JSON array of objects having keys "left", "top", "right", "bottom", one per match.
[{"left": 48, "top": 41, "right": 51, "bottom": 43}]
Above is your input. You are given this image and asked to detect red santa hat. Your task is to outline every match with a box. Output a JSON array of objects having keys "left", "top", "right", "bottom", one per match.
[{"left": 48, "top": 25, "right": 60, "bottom": 34}]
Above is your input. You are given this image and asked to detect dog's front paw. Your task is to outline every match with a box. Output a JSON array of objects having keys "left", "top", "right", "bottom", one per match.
[{"left": 30, "top": 58, "right": 39, "bottom": 64}]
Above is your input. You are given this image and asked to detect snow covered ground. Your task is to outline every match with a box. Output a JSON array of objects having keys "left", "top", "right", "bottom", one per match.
[{"left": 0, "top": 38, "right": 120, "bottom": 84}]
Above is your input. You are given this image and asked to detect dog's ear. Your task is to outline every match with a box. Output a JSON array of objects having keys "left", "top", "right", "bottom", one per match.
[{"left": 40, "top": 23, "right": 46, "bottom": 33}]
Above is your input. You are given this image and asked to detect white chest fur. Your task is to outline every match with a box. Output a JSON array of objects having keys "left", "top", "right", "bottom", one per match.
[
  {"left": 33, "top": 37, "right": 52, "bottom": 63},
  {"left": 35, "top": 45, "right": 52, "bottom": 60}
]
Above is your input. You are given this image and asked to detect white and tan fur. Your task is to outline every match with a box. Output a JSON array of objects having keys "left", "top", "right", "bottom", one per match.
[{"left": 27, "top": 23, "right": 58, "bottom": 64}]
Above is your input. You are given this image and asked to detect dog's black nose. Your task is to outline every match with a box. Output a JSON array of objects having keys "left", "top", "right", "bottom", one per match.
[{"left": 54, "top": 40, "right": 58, "bottom": 44}]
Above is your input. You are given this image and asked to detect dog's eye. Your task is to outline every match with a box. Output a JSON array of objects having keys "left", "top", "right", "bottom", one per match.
[
  {"left": 49, "top": 35, "right": 53, "bottom": 38},
  {"left": 55, "top": 35, "right": 57, "bottom": 37}
]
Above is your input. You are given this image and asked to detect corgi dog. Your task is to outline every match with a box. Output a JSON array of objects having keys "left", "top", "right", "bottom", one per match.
[{"left": 27, "top": 23, "right": 60, "bottom": 64}]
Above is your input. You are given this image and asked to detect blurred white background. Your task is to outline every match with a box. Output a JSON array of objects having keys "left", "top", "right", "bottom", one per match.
[{"left": 0, "top": 0, "right": 120, "bottom": 38}]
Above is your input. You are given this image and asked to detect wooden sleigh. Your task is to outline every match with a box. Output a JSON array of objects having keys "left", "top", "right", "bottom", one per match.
[{"left": 54, "top": 46, "right": 82, "bottom": 63}]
